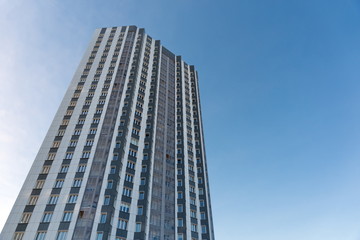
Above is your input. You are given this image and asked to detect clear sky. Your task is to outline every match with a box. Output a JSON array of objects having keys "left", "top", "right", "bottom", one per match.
[{"left": 1, "top": 0, "right": 360, "bottom": 239}]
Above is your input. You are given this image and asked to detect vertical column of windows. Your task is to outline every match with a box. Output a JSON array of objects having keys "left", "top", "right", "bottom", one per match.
[
  {"left": 148, "top": 46, "right": 177, "bottom": 240},
  {"left": 175, "top": 57, "right": 187, "bottom": 240},
  {"left": 70, "top": 26, "right": 122, "bottom": 239},
  {"left": 183, "top": 63, "right": 199, "bottom": 239},
  {"left": 94, "top": 27, "right": 130, "bottom": 240},
  {"left": 132, "top": 35, "right": 153, "bottom": 240},
  {"left": 164, "top": 48, "right": 177, "bottom": 240},
  {"left": 148, "top": 45, "right": 165, "bottom": 240},
  {"left": 50, "top": 30, "right": 106, "bottom": 235},
  {"left": 109, "top": 27, "right": 144, "bottom": 240},
  {"left": 71, "top": 26, "right": 130, "bottom": 240},
  {"left": 190, "top": 67, "right": 213, "bottom": 239}
]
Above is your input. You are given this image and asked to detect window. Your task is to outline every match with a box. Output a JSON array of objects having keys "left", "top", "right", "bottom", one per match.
[
  {"left": 200, "top": 200, "right": 205, "bottom": 207},
  {"left": 122, "top": 188, "right": 132, "bottom": 197},
  {"left": 177, "top": 204, "right": 183, "bottom": 212},
  {"left": 104, "top": 196, "right": 110, "bottom": 205},
  {"left": 139, "top": 191, "right": 145, "bottom": 200},
  {"left": 28, "top": 196, "right": 38, "bottom": 205},
  {"left": 127, "top": 161, "right": 135, "bottom": 169},
  {"left": 96, "top": 232, "right": 103, "bottom": 240},
  {"left": 140, "top": 178, "right": 146, "bottom": 185},
  {"left": 125, "top": 174, "right": 134, "bottom": 182},
  {"left": 110, "top": 166, "right": 116, "bottom": 174},
  {"left": 117, "top": 219, "right": 127, "bottom": 230},
  {"left": 13, "top": 232, "right": 24, "bottom": 240},
  {"left": 20, "top": 213, "right": 31, "bottom": 223},
  {"left": 35, "top": 232, "right": 46, "bottom": 240},
  {"left": 130, "top": 138, "right": 138, "bottom": 146},
  {"left": 47, "top": 153, "right": 56, "bottom": 160},
  {"left": 199, "top": 188, "right": 204, "bottom": 195},
  {"left": 137, "top": 206, "right": 143, "bottom": 215},
  {"left": 177, "top": 180, "right": 183, "bottom": 187},
  {"left": 41, "top": 166, "right": 50, "bottom": 174},
  {"left": 90, "top": 128, "right": 97, "bottom": 134},
  {"left": 69, "top": 140, "right": 77, "bottom": 147},
  {"left": 132, "top": 128, "right": 139, "bottom": 135},
  {"left": 42, "top": 212, "right": 53, "bottom": 223},
  {"left": 177, "top": 233, "right": 184, "bottom": 240},
  {"left": 177, "top": 192, "right": 183, "bottom": 199},
  {"left": 48, "top": 195, "right": 59, "bottom": 204},
  {"left": 189, "top": 175, "right": 194, "bottom": 182},
  {"left": 85, "top": 140, "right": 93, "bottom": 146},
  {"left": 135, "top": 222, "right": 142, "bottom": 232},
  {"left": 68, "top": 194, "right": 78, "bottom": 203},
  {"left": 74, "top": 129, "right": 81, "bottom": 135},
  {"left": 201, "top": 212, "right": 206, "bottom": 220},
  {"left": 177, "top": 169, "right": 183, "bottom": 175},
  {"left": 100, "top": 213, "right": 107, "bottom": 223},
  {"left": 177, "top": 218, "right": 183, "bottom": 227},
  {"left": 198, "top": 177, "right": 203, "bottom": 184},
  {"left": 129, "top": 149, "right": 137, "bottom": 157},
  {"left": 135, "top": 110, "right": 142, "bottom": 117},
  {"left": 78, "top": 164, "right": 86, "bottom": 172},
  {"left": 191, "top": 223, "right": 197, "bottom": 232},
  {"left": 120, "top": 202, "right": 130, "bottom": 212},
  {"left": 60, "top": 165, "right": 69, "bottom": 173},
  {"left": 35, "top": 180, "right": 44, "bottom": 189},
  {"left": 201, "top": 225, "right": 207, "bottom": 234},
  {"left": 190, "top": 210, "right": 196, "bottom": 218},
  {"left": 72, "top": 179, "right": 82, "bottom": 187},
  {"left": 65, "top": 152, "right": 73, "bottom": 159},
  {"left": 141, "top": 165, "right": 147, "bottom": 172},
  {"left": 56, "top": 231, "right": 67, "bottom": 240},
  {"left": 107, "top": 181, "right": 113, "bottom": 189},
  {"left": 62, "top": 211, "right": 73, "bottom": 222},
  {"left": 61, "top": 120, "right": 69, "bottom": 126},
  {"left": 82, "top": 151, "right": 90, "bottom": 158},
  {"left": 57, "top": 130, "right": 65, "bottom": 136}
]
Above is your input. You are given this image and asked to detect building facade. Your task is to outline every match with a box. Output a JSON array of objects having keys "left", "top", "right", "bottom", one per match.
[{"left": 1, "top": 26, "right": 214, "bottom": 240}]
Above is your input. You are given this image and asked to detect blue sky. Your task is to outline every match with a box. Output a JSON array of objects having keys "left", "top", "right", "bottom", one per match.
[{"left": 1, "top": 0, "right": 360, "bottom": 239}]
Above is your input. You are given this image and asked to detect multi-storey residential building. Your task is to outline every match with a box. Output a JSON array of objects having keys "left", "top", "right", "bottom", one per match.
[{"left": 1, "top": 26, "right": 214, "bottom": 240}]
